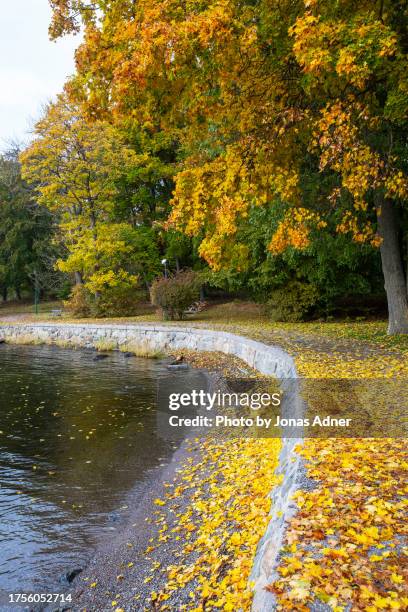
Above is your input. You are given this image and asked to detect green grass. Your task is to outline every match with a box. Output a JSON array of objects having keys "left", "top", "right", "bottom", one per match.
[
  {"left": 267, "top": 320, "right": 408, "bottom": 352},
  {"left": 1, "top": 298, "right": 407, "bottom": 353},
  {"left": 186, "top": 302, "right": 408, "bottom": 352},
  {"left": 0, "top": 299, "right": 63, "bottom": 319}
]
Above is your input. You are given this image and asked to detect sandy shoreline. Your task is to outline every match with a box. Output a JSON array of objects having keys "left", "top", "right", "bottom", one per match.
[
  {"left": 59, "top": 364, "right": 224, "bottom": 611},
  {"left": 62, "top": 431, "right": 206, "bottom": 611},
  {"left": 59, "top": 358, "right": 260, "bottom": 611}
]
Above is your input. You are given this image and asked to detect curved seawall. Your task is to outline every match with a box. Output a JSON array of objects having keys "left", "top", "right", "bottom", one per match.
[{"left": 0, "top": 322, "right": 305, "bottom": 610}]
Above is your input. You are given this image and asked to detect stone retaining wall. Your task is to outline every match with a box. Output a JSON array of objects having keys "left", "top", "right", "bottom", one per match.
[{"left": 0, "top": 323, "right": 304, "bottom": 611}]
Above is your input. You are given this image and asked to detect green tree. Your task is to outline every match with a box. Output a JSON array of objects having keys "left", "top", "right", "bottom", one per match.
[
  {"left": 20, "top": 95, "right": 139, "bottom": 292},
  {"left": 0, "top": 147, "right": 58, "bottom": 301},
  {"left": 113, "top": 127, "right": 176, "bottom": 227},
  {"left": 58, "top": 223, "right": 161, "bottom": 293}
]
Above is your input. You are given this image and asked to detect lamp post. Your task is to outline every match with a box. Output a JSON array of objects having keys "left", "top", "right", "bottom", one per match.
[
  {"left": 34, "top": 269, "right": 40, "bottom": 315},
  {"left": 161, "top": 258, "right": 168, "bottom": 278}
]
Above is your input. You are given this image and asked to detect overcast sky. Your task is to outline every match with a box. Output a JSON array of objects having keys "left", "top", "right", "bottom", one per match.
[{"left": 0, "top": 0, "right": 80, "bottom": 150}]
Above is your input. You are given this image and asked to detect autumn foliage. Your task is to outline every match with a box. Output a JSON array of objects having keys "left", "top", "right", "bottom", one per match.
[
  {"left": 48, "top": 1, "right": 407, "bottom": 242},
  {"left": 8, "top": 4, "right": 408, "bottom": 611},
  {"left": 150, "top": 270, "right": 201, "bottom": 320},
  {"left": 46, "top": 0, "right": 408, "bottom": 332}
]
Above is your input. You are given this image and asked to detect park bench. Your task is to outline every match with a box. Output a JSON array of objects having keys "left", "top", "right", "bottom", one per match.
[{"left": 185, "top": 301, "right": 208, "bottom": 315}]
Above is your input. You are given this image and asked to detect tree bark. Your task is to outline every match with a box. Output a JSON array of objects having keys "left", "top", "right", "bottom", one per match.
[
  {"left": 406, "top": 234, "right": 408, "bottom": 295},
  {"left": 377, "top": 198, "right": 408, "bottom": 334},
  {"left": 74, "top": 271, "right": 83, "bottom": 285}
]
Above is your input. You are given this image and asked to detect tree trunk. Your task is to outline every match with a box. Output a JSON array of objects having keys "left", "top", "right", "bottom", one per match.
[
  {"left": 2, "top": 286, "right": 7, "bottom": 302},
  {"left": 74, "top": 271, "right": 83, "bottom": 285},
  {"left": 377, "top": 198, "right": 408, "bottom": 334},
  {"left": 406, "top": 234, "right": 408, "bottom": 295}
]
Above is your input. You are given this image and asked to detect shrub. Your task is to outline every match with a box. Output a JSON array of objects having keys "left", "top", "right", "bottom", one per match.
[
  {"left": 266, "top": 280, "right": 319, "bottom": 322},
  {"left": 93, "top": 286, "right": 148, "bottom": 317},
  {"left": 65, "top": 284, "right": 147, "bottom": 318},
  {"left": 64, "top": 285, "right": 92, "bottom": 318},
  {"left": 150, "top": 270, "right": 201, "bottom": 320}
]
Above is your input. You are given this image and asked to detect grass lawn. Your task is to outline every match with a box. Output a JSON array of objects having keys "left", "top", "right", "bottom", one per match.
[
  {"left": 192, "top": 302, "right": 408, "bottom": 352},
  {"left": 0, "top": 299, "right": 63, "bottom": 318},
  {"left": 2, "top": 298, "right": 408, "bottom": 353},
  {"left": 5, "top": 300, "right": 408, "bottom": 344}
]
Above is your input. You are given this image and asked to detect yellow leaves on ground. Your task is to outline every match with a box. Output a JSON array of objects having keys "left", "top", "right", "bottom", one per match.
[
  {"left": 270, "top": 439, "right": 408, "bottom": 611},
  {"left": 74, "top": 313, "right": 407, "bottom": 611},
  {"left": 187, "top": 315, "right": 408, "bottom": 612},
  {"left": 170, "top": 349, "right": 262, "bottom": 379},
  {"left": 149, "top": 437, "right": 281, "bottom": 611},
  {"left": 296, "top": 350, "right": 408, "bottom": 379}
]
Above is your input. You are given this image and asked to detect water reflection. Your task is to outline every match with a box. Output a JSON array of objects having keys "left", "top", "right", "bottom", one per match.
[{"left": 0, "top": 344, "right": 206, "bottom": 598}]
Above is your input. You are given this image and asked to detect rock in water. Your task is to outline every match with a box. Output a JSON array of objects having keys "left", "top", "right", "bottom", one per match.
[
  {"left": 59, "top": 567, "right": 82, "bottom": 585},
  {"left": 66, "top": 568, "right": 82, "bottom": 583},
  {"left": 167, "top": 363, "right": 188, "bottom": 371}
]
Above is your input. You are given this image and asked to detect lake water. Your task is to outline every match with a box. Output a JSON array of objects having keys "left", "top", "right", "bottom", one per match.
[{"left": 0, "top": 344, "right": 206, "bottom": 607}]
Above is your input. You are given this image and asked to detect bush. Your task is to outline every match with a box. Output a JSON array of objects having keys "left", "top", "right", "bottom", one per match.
[
  {"left": 266, "top": 280, "right": 319, "bottom": 322},
  {"left": 150, "top": 270, "right": 201, "bottom": 320},
  {"left": 93, "top": 286, "right": 148, "bottom": 317},
  {"left": 64, "top": 285, "right": 92, "bottom": 318},
  {"left": 65, "top": 284, "right": 147, "bottom": 318}
]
